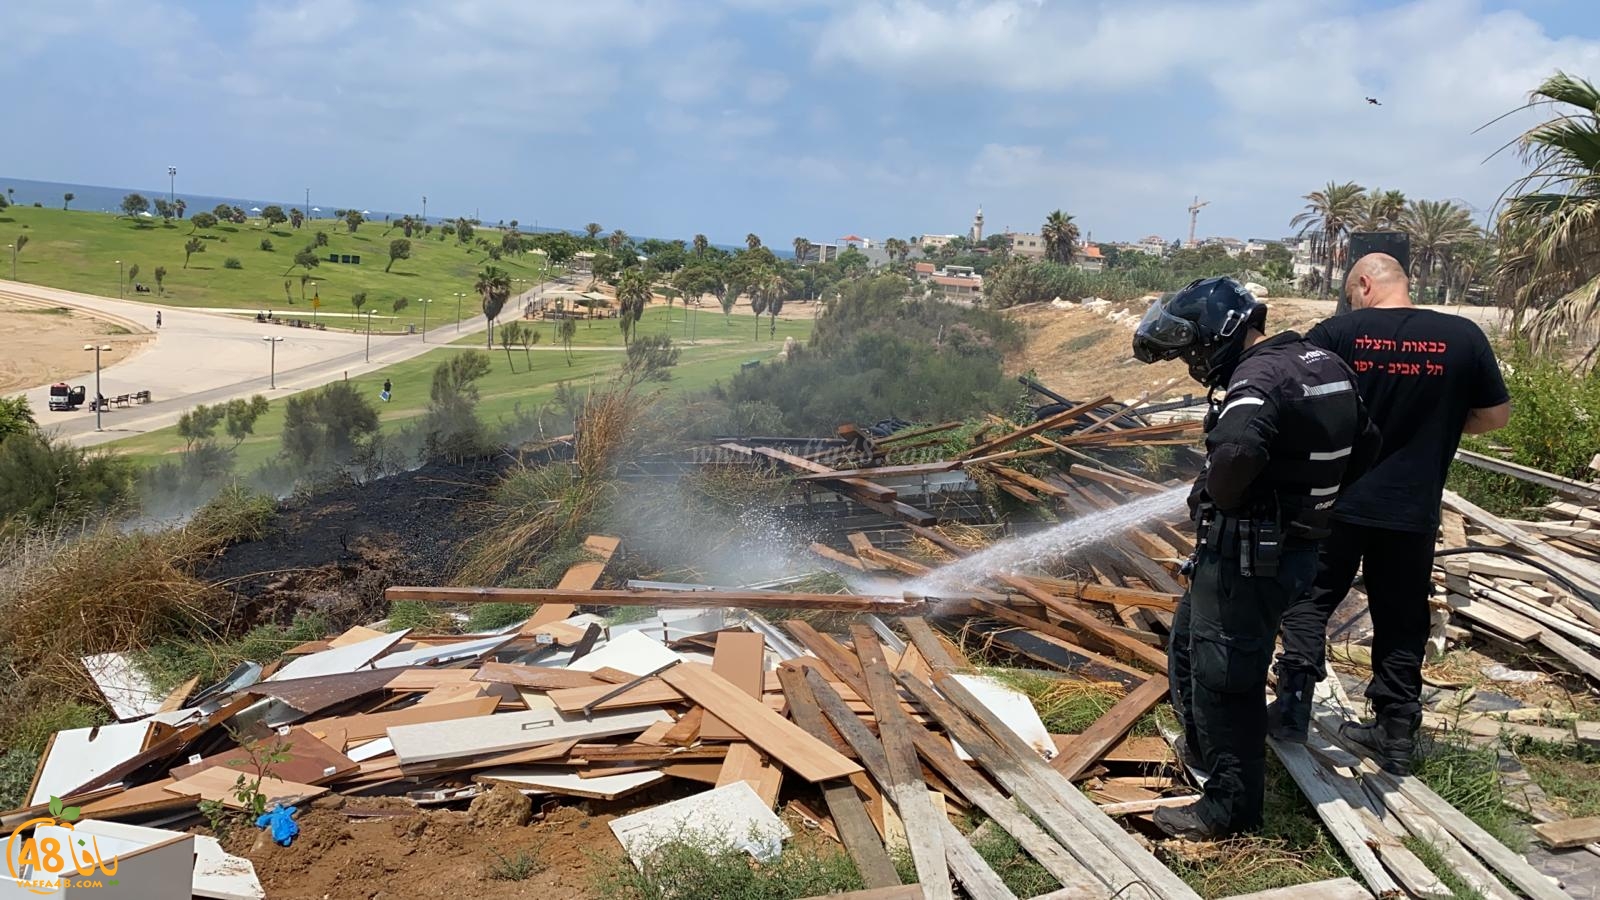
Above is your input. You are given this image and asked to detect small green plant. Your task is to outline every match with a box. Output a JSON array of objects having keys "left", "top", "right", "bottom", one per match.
[
  {"left": 488, "top": 848, "right": 545, "bottom": 881},
  {"left": 1411, "top": 734, "right": 1524, "bottom": 851},
  {"left": 260, "top": 238, "right": 274, "bottom": 252},
  {"left": 200, "top": 731, "right": 292, "bottom": 836},
  {"left": 224, "top": 257, "right": 242, "bottom": 270}
]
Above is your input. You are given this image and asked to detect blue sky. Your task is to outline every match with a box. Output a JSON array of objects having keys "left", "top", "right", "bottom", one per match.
[{"left": 3, "top": 0, "right": 1599, "bottom": 246}]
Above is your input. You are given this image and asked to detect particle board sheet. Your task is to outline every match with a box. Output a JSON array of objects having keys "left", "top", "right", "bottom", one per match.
[
  {"left": 164, "top": 766, "right": 327, "bottom": 809},
  {"left": 82, "top": 652, "right": 167, "bottom": 721},
  {"left": 472, "top": 661, "right": 611, "bottom": 690},
  {"left": 29, "top": 721, "right": 158, "bottom": 806},
  {"left": 169, "top": 726, "right": 358, "bottom": 784},
  {"left": 388, "top": 706, "right": 671, "bottom": 765},
  {"left": 610, "top": 781, "right": 791, "bottom": 868},
  {"left": 373, "top": 634, "right": 516, "bottom": 669},
  {"left": 547, "top": 678, "right": 685, "bottom": 713},
  {"left": 76, "top": 777, "right": 201, "bottom": 819},
  {"left": 948, "top": 674, "right": 1055, "bottom": 762},
  {"left": 567, "top": 630, "right": 683, "bottom": 677},
  {"left": 328, "top": 624, "right": 389, "bottom": 649},
  {"left": 307, "top": 695, "right": 500, "bottom": 742},
  {"left": 659, "top": 663, "right": 863, "bottom": 783},
  {"left": 475, "top": 766, "right": 664, "bottom": 800},
  {"left": 242, "top": 667, "right": 400, "bottom": 715},
  {"left": 715, "top": 742, "right": 783, "bottom": 809},
  {"left": 267, "top": 630, "right": 410, "bottom": 682},
  {"left": 193, "top": 834, "right": 267, "bottom": 900},
  {"left": 701, "top": 631, "right": 768, "bottom": 741}
]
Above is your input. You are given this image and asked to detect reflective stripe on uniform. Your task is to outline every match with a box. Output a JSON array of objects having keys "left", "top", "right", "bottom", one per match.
[
  {"left": 1302, "top": 380, "right": 1352, "bottom": 397},
  {"left": 1220, "top": 396, "right": 1265, "bottom": 418},
  {"left": 1308, "top": 446, "right": 1352, "bottom": 461},
  {"left": 1308, "top": 484, "right": 1340, "bottom": 497}
]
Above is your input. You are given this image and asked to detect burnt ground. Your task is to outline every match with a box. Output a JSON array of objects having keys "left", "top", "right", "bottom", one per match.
[{"left": 200, "top": 458, "right": 513, "bottom": 629}]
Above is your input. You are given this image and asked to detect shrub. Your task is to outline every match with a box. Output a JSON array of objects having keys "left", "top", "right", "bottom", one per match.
[
  {"left": 0, "top": 430, "right": 133, "bottom": 533},
  {"left": 259, "top": 238, "right": 274, "bottom": 252},
  {"left": 624, "top": 333, "right": 680, "bottom": 381},
  {"left": 420, "top": 353, "right": 493, "bottom": 462},
  {"left": 224, "top": 257, "right": 242, "bottom": 269},
  {"left": 280, "top": 381, "right": 380, "bottom": 471}
]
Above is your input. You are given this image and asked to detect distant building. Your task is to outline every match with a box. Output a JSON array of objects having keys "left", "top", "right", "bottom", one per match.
[
  {"left": 1074, "top": 244, "right": 1105, "bottom": 272},
  {"left": 932, "top": 275, "right": 982, "bottom": 301},
  {"left": 798, "top": 242, "right": 839, "bottom": 265},
  {"left": 917, "top": 234, "right": 960, "bottom": 251},
  {"left": 970, "top": 206, "right": 984, "bottom": 244},
  {"left": 1201, "top": 237, "right": 1246, "bottom": 258},
  {"left": 913, "top": 262, "right": 936, "bottom": 278},
  {"left": 1132, "top": 235, "right": 1167, "bottom": 256},
  {"left": 1004, "top": 231, "right": 1046, "bottom": 259}
]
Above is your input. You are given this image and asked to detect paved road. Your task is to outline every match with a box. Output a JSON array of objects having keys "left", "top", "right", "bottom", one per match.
[{"left": 2, "top": 278, "right": 570, "bottom": 448}]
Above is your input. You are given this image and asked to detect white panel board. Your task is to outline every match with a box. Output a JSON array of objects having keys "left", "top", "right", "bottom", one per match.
[
  {"left": 387, "top": 706, "right": 670, "bottom": 765},
  {"left": 609, "top": 781, "right": 790, "bottom": 868},
  {"left": 567, "top": 631, "right": 681, "bottom": 676},
  {"left": 267, "top": 630, "right": 409, "bottom": 682},
  {"left": 30, "top": 722, "right": 155, "bottom": 806},
  {"left": 951, "top": 673, "right": 1056, "bottom": 761}
]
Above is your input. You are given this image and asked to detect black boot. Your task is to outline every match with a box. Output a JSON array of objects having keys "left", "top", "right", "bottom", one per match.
[
  {"left": 1341, "top": 703, "right": 1421, "bottom": 776},
  {"left": 1153, "top": 801, "right": 1226, "bottom": 841},
  {"left": 1266, "top": 668, "right": 1315, "bottom": 744}
]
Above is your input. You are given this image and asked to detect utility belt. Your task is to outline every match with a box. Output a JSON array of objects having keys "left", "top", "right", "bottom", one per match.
[{"left": 1187, "top": 501, "right": 1284, "bottom": 578}]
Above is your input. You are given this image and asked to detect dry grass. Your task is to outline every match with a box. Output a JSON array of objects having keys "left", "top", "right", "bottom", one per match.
[{"left": 1162, "top": 836, "right": 1335, "bottom": 897}]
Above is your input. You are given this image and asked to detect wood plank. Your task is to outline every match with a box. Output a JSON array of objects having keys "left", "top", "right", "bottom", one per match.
[
  {"left": 1221, "top": 877, "right": 1373, "bottom": 900},
  {"left": 170, "top": 726, "right": 358, "bottom": 784},
  {"left": 387, "top": 667, "right": 481, "bottom": 691},
  {"left": 785, "top": 620, "right": 873, "bottom": 700},
  {"left": 900, "top": 618, "right": 964, "bottom": 671},
  {"left": 812, "top": 542, "right": 868, "bottom": 571},
  {"left": 547, "top": 678, "right": 684, "bottom": 713},
  {"left": 702, "top": 631, "right": 768, "bottom": 741},
  {"left": 796, "top": 888, "right": 923, "bottom": 900},
  {"left": 304, "top": 696, "right": 499, "bottom": 742},
  {"left": 1455, "top": 449, "right": 1600, "bottom": 505},
  {"left": 1445, "top": 593, "right": 1543, "bottom": 642},
  {"left": 385, "top": 586, "right": 923, "bottom": 613},
  {"left": 997, "top": 576, "right": 1168, "bottom": 672},
  {"left": 851, "top": 625, "right": 951, "bottom": 900},
  {"left": 1443, "top": 490, "right": 1600, "bottom": 603},
  {"left": 1268, "top": 738, "right": 1400, "bottom": 896},
  {"left": 959, "top": 396, "right": 1114, "bottom": 459},
  {"left": 1051, "top": 677, "right": 1169, "bottom": 780},
  {"left": 662, "top": 707, "right": 705, "bottom": 745},
  {"left": 966, "top": 618, "right": 1146, "bottom": 688},
  {"left": 738, "top": 444, "right": 898, "bottom": 500},
  {"left": 848, "top": 532, "right": 890, "bottom": 571},
  {"left": 1533, "top": 815, "right": 1600, "bottom": 849},
  {"left": 658, "top": 663, "right": 862, "bottom": 783},
  {"left": 387, "top": 706, "right": 669, "bottom": 765},
  {"left": 778, "top": 666, "right": 904, "bottom": 890},
  {"left": 715, "top": 742, "right": 783, "bottom": 809},
  {"left": 164, "top": 767, "right": 327, "bottom": 809}
]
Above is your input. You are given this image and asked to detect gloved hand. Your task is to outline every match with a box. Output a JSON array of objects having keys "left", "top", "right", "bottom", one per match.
[{"left": 256, "top": 803, "right": 300, "bottom": 847}]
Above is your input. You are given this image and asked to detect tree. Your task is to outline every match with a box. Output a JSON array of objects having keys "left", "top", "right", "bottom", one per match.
[
  {"left": 456, "top": 219, "right": 475, "bottom": 244},
  {"left": 693, "top": 233, "right": 709, "bottom": 257},
  {"left": 609, "top": 229, "right": 629, "bottom": 253},
  {"left": 625, "top": 333, "right": 680, "bottom": 381},
  {"left": 615, "top": 268, "right": 652, "bottom": 343},
  {"left": 62, "top": 192, "right": 74, "bottom": 211},
  {"left": 314, "top": 230, "right": 329, "bottom": 248},
  {"left": 283, "top": 279, "right": 293, "bottom": 304},
  {"left": 498, "top": 320, "right": 523, "bottom": 372},
  {"left": 280, "top": 381, "right": 380, "bottom": 470},
  {"left": 351, "top": 291, "right": 367, "bottom": 312},
  {"left": 288, "top": 246, "right": 319, "bottom": 276},
  {"left": 14, "top": 235, "right": 27, "bottom": 256},
  {"left": 1494, "top": 71, "right": 1600, "bottom": 346},
  {"left": 585, "top": 222, "right": 603, "bottom": 242},
  {"left": 177, "top": 404, "right": 225, "bottom": 450},
  {"left": 793, "top": 237, "right": 814, "bottom": 265},
  {"left": 154, "top": 266, "right": 166, "bottom": 295},
  {"left": 289, "top": 208, "right": 304, "bottom": 229},
  {"left": 421, "top": 353, "right": 493, "bottom": 461},
  {"left": 1041, "top": 210, "right": 1080, "bottom": 264},
  {"left": 475, "top": 265, "right": 512, "bottom": 348},
  {"left": 345, "top": 210, "right": 364, "bottom": 233},
  {"left": 0, "top": 396, "right": 35, "bottom": 444},
  {"left": 174, "top": 199, "right": 186, "bottom": 219},
  {"left": 260, "top": 238, "right": 274, "bottom": 252},
  {"left": 746, "top": 233, "right": 762, "bottom": 251},
  {"left": 518, "top": 321, "right": 542, "bottom": 370},
  {"left": 125, "top": 263, "right": 138, "bottom": 285},
  {"left": 1355, "top": 188, "right": 1407, "bottom": 231},
  {"left": 884, "top": 237, "right": 909, "bottom": 263},
  {"left": 261, "top": 205, "right": 288, "bottom": 229},
  {"left": 1290, "top": 181, "right": 1366, "bottom": 305},
  {"left": 212, "top": 203, "right": 233, "bottom": 221},
  {"left": 120, "top": 193, "right": 149, "bottom": 219},
  {"left": 153, "top": 198, "right": 174, "bottom": 222},
  {"left": 558, "top": 317, "right": 577, "bottom": 365},
  {"left": 392, "top": 296, "right": 410, "bottom": 314},
  {"left": 183, "top": 237, "right": 205, "bottom": 268},
  {"left": 229, "top": 205, "right": 247, "bottom": 224},
  {"left": 224, "top": 395, "right": 270, "bottom": 446},
  {"left": 189, "top": 212, "right": 217, "bottom": 233},
  {"left": 386, "top": 237, "right": 412, "bottom": 272},
  {"left": 590, "top": 251, "right": 620, "bottom": 286},
  {"left": 0, "top": 194, "right": 7, "bottom": 212},
  {"left": 1400, "top": 199, "right": 1476, "bottom": 302}
]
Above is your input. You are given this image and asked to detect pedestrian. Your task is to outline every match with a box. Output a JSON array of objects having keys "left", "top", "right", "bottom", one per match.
[
  {"left": 381, "top": 378, "right": 392, "bottom": 403},
  {"left": 1132, "top": 277, "right": 1380, "bottom": 839},
  {"left": 155, "top": 310, "right": 162, "bottom": 328},
  {"left": 1270, "top": 253, "right": 1509, "bottom": 773}
]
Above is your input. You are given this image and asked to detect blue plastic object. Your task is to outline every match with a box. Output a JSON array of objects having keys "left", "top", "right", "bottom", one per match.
[{"left": 256, "top": 804, "right": 300, "bottom": 847}]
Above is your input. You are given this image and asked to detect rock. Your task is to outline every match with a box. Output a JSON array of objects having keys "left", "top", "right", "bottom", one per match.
[
  {"left": 1245, "top": 281, "right": 1270, "bottom": 298},
  {"left": 467, "top": 784, "right": 533, "bottom": 829},
  {"left": 310, "top": 795, "right": 347, "bottom": 811}
]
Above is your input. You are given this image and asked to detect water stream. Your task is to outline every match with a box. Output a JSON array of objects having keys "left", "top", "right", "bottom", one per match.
[{"left": 903, "top": 484, "right": 1189, "bottom": 596}]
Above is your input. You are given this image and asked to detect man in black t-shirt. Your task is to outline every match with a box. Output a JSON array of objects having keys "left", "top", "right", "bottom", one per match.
[{"left": 1270, "top": 253, "right": 1509, "bottom": 774}]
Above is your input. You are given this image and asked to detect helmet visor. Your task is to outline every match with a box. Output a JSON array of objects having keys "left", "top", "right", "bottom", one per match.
[{"left": 1132, "top": 300, "right": 1196, "bottom": 361}]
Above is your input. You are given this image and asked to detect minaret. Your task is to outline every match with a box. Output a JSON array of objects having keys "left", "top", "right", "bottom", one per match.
[{"left": 971, "top": 205, "right": 984, "bottom": 243}]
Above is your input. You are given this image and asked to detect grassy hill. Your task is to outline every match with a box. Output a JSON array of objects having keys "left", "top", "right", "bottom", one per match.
[{"left": 0, "top": 206, "right": 548, "bottom": 328}]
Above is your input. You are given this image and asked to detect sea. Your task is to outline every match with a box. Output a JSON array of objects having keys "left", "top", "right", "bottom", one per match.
[{"left": 6, "top": 176, "right": 456, "bottom": 227}]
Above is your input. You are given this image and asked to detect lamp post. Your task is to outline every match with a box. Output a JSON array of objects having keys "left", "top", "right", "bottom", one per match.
[
  {"left": 310, "top": 281, "right": 318, "bottom": 325},
  {"left": 262, "top": 336, "right": 284, "bottom": 389},
  {"left": 364, "top": 309, "right": 374, "bottom": 362},
  {"left": 419, "top": 297, "right": 431, "bottom": 341},
  {"left": 7, "top": 243, "right": 13, "bottom": 281},
  {"left": 454, "top": 292, "right": 463, "bottom": 331},
  {"left": 167, "top": 166, "right": 177, "bottom": 208},
  {"left": 305, "top": 187, "right": 311, "bottom": 223},
  {"left": 115, "top": 259, "right": 123, "bottom": 299},
  {"left": 422, "top": 195, "right": 427, "bottom": 223},
  {"left": 82, "top": 343, "right": 111, "bottom": 431}
]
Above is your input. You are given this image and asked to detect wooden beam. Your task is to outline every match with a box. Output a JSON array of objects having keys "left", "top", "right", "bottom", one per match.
[
  {"left": 702, "top": 631, "right": 768, "bottom": 741},
  {"left": 812, "top": 542, "right": 869, "bottom": 571},
  {"left": 998, "top": 576, "right": 1167, "bottom": 673},
  {"left": 793, "top": 461, "right": 965, "bottom": 481},
  {"left": 1051, "top": 677, "right": 1168, "bottom": 780},
  {"left": 1443, "top": 490, "right": 1600, "bottom": 604},
  {"left": 1533, "top": 816, "right": 1600, "bottom": 849},
  {"left": 899, "top": 618, "right": 964, "bottom": 672},
  {"left": 959, "top": 396, "right": 1114, "bottom": 460},
  {"left": 1456, "top": 449, "right": 1600, "bottom": 505},
  {"left": 385, "top": 586, "right": 923, "bottom": 613}
]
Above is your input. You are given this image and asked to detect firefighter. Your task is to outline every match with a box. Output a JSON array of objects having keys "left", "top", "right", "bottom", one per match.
[{"left": 1132, "top": 277, "right": 1381, "bottom": 838}]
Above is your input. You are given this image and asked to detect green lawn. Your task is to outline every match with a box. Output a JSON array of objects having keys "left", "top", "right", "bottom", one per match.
[
  {"left": 0, "top": 206, "right": 549, "bottom": 328},
  {"left": 107, "top": 311, "right": 812, "bottom": 471},
  {"left": 462, "top": 305, "right": 813, "bottom": 349}
]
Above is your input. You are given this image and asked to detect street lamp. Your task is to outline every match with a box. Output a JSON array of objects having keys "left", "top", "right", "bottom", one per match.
[
  {"left": 454, "top": 292, "right": 464, "bottom": 331},
  {"left": 167, "top": 166, "right": 177, "bottom": 208},
  {"left": 82, "top": 344, "right": 111, "bottom": 431},
  {"left": 364, "top": 309, "right": 375, "bottom": 362},
  {"left": 262, "top": 336, "right": 284, "bottom": 389},
  {"left": 422, "top": 195, "right": 427, "bottom": 223},
  {"left": 7, "top": 243, "right": 13, "bottom": 281},
  {"left": 310, "top": 281, "right": 318, "bottom": 325},
  {"left": 419, "top": 298, "right": 431, "bottom": 341},
  {"left": 115, "top": 259, "right": 123, "bottom": 299}
]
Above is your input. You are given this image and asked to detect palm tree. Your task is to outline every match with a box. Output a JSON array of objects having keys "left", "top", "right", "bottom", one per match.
[
  {"left": 615, "top": 268, "right": 651, "bottom": 343},
  {"left": 793, "top": 237, "right": 814, "bottom": 265},
  {"left": 693, "top": 233, "right": 709, "bottom": 257},
  {"left": 1355, "top": 188, "right": 1406, "bottom": 231},
  {"left": 1290, "top": 181, "right": 1366, "bottom": 303},
  {"left": 1041, "top": 210, "right": 1080, "bottom": 265},
  {"left": 1492, "top": 71, "right": 1600, "bottom": 348},
  {"left": 585, "top": 223, "right": 603, "bottom": 242},
  {"left": 1400, "top": 199, "right": 1477, "bottom": 302},
  {"left": 883, "top": 237, "right": 910, "bottom": 263},
  {"left": 746, "top": 233, "right": 762, "bottom": 251},
  {"left": 609, "top": 229, "right": 629, "bottom": 253},
  {"left": 62, "top": 192, "right": 74, "bottom": 211},
  {"left": 474, "top": 265, "right": 512, "bottom": 348}
]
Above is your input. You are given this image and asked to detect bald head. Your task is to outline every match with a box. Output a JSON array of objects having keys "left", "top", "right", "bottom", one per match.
[{"left": 1346, "top": 252, "right": 1411, "bottom": 310}]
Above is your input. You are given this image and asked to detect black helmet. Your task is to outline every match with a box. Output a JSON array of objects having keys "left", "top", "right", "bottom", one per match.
[{"left": 1131, "top": 277, "right": 1266, "bottom": 387}]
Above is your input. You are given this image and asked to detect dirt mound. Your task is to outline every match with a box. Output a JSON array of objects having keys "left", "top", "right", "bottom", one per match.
[
  {"left": 1006, "top": 296, "right": 1336, "bottom": 402},
  {"left": 231, "top": 799, "right": 623, "bottom": 899}
]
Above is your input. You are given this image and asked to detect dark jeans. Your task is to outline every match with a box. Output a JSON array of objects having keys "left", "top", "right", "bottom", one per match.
[
  {"left": 1275, "top": 521, "right": 1436, "bottom": 713},
  {"left": 1170, "top": 542, "right": 1316, "bottom": 833}
]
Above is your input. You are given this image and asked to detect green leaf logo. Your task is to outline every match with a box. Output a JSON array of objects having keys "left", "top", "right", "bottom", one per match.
[
  {"left": 47, "top": 796, "right": 63, "bottom": 818},
  {"left": 61, "top": 806, "right": 81, "bottom": 823}
]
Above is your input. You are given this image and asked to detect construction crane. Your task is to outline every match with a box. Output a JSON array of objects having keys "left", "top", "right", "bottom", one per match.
[{"left": 1187, "top": 196, "right": 1210, "bottom": 247}]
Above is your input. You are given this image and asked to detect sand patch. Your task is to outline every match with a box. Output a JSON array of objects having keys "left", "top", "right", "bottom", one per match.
[{"left": 0, "top": 296, "right": 151, "bottom": 393}]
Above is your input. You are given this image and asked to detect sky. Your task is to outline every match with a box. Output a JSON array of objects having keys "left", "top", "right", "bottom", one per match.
[{"left": 3, "top": 0, "right": 1600, "bottom": 247}]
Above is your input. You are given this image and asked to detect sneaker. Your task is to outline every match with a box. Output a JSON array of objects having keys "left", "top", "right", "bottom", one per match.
[
  {"left": 1153, "top": 802, "right": 1225, "bottom": 841},
  {"left": 1340, "top": 704, "right": 1421, "bottom": 776}
]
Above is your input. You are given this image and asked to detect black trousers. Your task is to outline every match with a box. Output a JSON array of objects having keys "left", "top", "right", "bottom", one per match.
[
  {"left": 1170, "top": 543, "right": 1316, "bottom": 833},
  {"left": 1275, "top": 521, "right": 1436, "bottom": 713}
]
